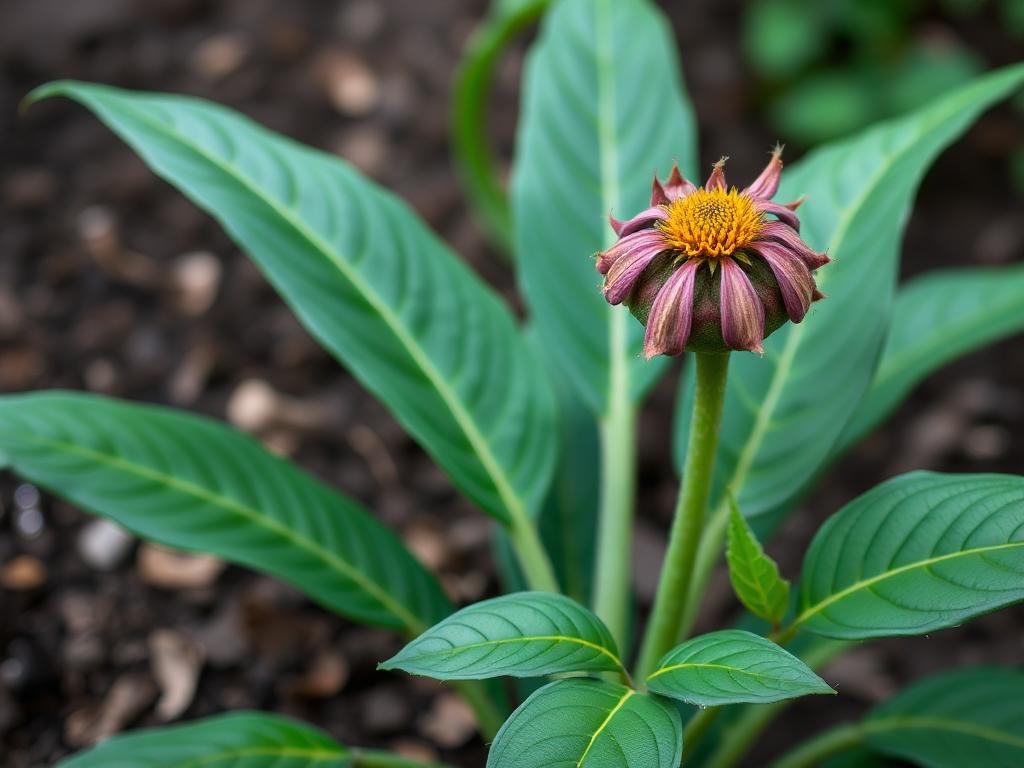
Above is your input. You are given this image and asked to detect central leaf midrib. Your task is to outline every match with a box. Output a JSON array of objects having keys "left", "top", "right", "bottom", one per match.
[
  {"left": 179, "top": 745, "right": 348, "bottom": 768},
  {"left": 89, "top": 87, "right": 531, "bottom": 531},
  {"left": 577, "top": 688, "right": 634, "bottom": 767},
  {"left": 647, "top": 660, "right": 794, "bottom": 684},
  {"left": 401, "top": 634, "right": 623, "bottom": 671}
]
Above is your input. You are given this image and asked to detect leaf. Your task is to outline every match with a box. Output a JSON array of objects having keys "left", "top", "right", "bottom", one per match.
[
  {"left": 864, "top": 667, "right": 1024, "bottom": 768},
  {"left": 0, "top": 392, "right": 450, "bottom": 633},
  {"left": 58, "top": 711, "right": 351, "bottom": 767},
  {"left": 380, "top": 592, "right": 624, "bottom": 680},
  {"left": 486, "top": 679, "right": 682, "bottom": 768},
  {"left": 674, "top": 64, "right": 1024, "bottom": 520},
  {"left": 513, "top": 0, "right": 697, "bottom": 413},
  {"left": 30, "top": 80, "right": 556, "bottom": 530},
  {"left": 645, "top": 630, "right": 833, "bottom": 706},
  {"left": 838, "top": 264, "right": 1024, "bottom": 452},
  {"left": 796, "top": 472, "right": 1024, "bottom": 640},
  {"left": 726, "top": 500, "right": 790, "bottom": 626}
]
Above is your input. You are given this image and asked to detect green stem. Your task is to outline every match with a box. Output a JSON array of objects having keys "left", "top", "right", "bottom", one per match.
[
  {"left": 452, "top": 680, "right": 506, "bottom": 742},
  {"left": 635, "top": 352, "right": 730, "bottom": 680},
  {"left": 452, "top": 0, "right": 549, "bottom": 254},
  {"left": 701, "top": 639, "right": 850, "bottom": 768},
  {"left": 682, "top": 706, "right": 721, "bottom": 759},
  {"left": 675, "top": 499, "right": 730, "bottom": 640},
  {"left": 508, "top": 514, "right": 560, "bottom": 593},
  {"left": 353, "top": 749, "right": 458, "bottom": 768},
  {"left": 770, "top": 723, "right": 864, "bottom": 768},
  {"left": 591, "top": 374, "right": 637, "bottom": 650}
]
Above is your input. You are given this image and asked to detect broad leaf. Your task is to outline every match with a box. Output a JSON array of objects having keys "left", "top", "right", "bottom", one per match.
[
  {"left": 839, "top": 264, "right": 1024, "bottom": 452},
  {"left": 645, "top": 630, "right": 833, "bottom": 706},
  {"left": 0, "top": 392, "right": 450, "bottom": 634},
  {"left": 59, "top": 712, "right": 350, "bottom": 767},
  {"left": 675, "top": 64, "right": 1024, "bottom": 518},
  {"left": 865, "top": 667, "right": 1024, "bottom": 767},
  {"left": 796, "top": 472, "right": 1024, "bottom": 639},
  {"left": 487, "top": 679, "right": 682, "bottom": 768},
  {"left": 513, "top": 0, "right": 697, "bottom": 413},
  {"left": 726, "top": 501, "right": 790, "bottom": 627},
  {"left": 380, "top": 592, "right": 623, "bottom": 680},
  {"left": 31, "top": 80, "right": 556, "bottom": 529}
]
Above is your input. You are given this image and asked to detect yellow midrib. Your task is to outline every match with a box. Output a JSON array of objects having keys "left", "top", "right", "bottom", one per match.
[
  {"left": 577, "top": 689, "right": 635, "bottom": 767},
  {"left": 400, "top": 634, "right": 624, "bottom": 674}
]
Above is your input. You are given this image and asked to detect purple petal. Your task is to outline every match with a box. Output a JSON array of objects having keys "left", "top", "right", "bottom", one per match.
[
  {"left": 651, "top": 176, "right": 670, "bottom": 206},
  {"left": 756, "top": 222, "right": 830, "bottom": 270},
  {"left": 596, "top": 229, "right": 665, "bottom": 275},
  {"left": 743, "top": 147, "right": 783, "bottom": 200},
  {"left": 719, "top": 257, "right": 765, "bottom": 353},
  {"left": 603, "top": 241, "right": 667, "bottom": 304},
  {"left": 759, "top": 247, "right": 814, "bottom": 323},
  {"left": 610, "top": 206, "right": 668, "bottom": 238},
  {"left": 643, "top": 260, "right": 698, "bottom": 358},
  {"left": 756, "top": 200, "right": 801, "bottom": 232},
  {"left": 665, "top": 163, "right": 697, "bottom": 201},
  {"left": 705, "top": 157, "right": 728, "bottom": 191}
]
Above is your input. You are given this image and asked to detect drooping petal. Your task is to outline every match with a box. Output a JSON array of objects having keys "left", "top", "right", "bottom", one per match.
[
  {"left": 759, "top": 247, "right": 814, "bottom": 322},
  {"left": 609, "top": 205, "right": 669, "bottom": 238},
  {"left": 705, "top": 157, "right": 728, "bottom": 191},
  {"left": 719, "top": 257, "right": 765, "bottom": 353},
  {"left": 651, "top": 175, "right": 670, "bottom": 206},
  {"left": 743, "top": 146, "right": 783, "bottom": 200},
  {"left": 643, "top": 260, "right": 698, "bottom": 358},
  {"left": 665, "top": 162, "right": 697, "bottom": 201},
  {"left": 596, "top": 228, "right": 665, "bottom": 275},
  {"left": 756, "top": 200, "right": 801, "bottom": 231},
  {"left": 781, "top": 195, "right": 806, "bottom": 211},
  {"left": 756, "top": 221, "right": 830, "bottom": 270},
  {"left": 603, "top": 241, "right": 668, "bottom": 304}
]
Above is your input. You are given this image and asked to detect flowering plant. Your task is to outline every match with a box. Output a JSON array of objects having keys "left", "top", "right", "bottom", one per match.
[{"left": 5, "top": 0, "right": 1024, "bottom": 766}]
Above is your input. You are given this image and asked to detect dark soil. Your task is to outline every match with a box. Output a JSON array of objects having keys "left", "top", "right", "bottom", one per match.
[{"left": 2, "top": 1, "right": 1022, "bottom": 766}]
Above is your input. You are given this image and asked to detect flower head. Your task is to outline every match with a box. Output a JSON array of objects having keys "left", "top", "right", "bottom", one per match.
[{"left": 597, "top": 148, "right": 828, "bottom": 356}]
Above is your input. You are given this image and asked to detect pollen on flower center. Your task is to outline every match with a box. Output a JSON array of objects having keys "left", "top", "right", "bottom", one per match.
[{"left": 657, "top": 188, "right": 762, "bottom": 258}]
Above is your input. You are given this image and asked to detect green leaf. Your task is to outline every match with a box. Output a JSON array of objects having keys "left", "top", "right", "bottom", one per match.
[
  {"left": 645, "top": 630, "right": 833, "bottom": 706},
  {"left": 513, "top": 0, "right": 697, "bottom": 413},
  {"left": 486, "top": 679, "right": 682, "bottom": 768},
  {"left": 726, "top": 501, "right": 790, "bottom": 627},
  {"left": 864, "top": 667, "right": 1024, "bottom": 767},
  {"left": 674, "top": 65, "right": 1024, "bottom": 525},
  {"left": 380, "top": 592, "right": 624, "bottom": 680},
  {"left": 30, "top": 80, "right": 556, "bottom": 530},
  {"left": 0, "top": 392, "right": 450, "bottom": 634},
  {"left": 58, "top": 711, "right": 350, "bottom": 767},
  {"left": 838, "top": 264, "right": 1024, "bottom": 452},
  {"left": 796, "top": 472, "right": 1024, "bottom": 640}
]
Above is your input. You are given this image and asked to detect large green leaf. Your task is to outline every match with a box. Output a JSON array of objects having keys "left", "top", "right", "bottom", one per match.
[
  {"left": 0, "top": 392, "right": 450, "bottom": 634},
  {"left": 59, "top": 712, "right": 351, "bottom": 767},
  {"left": 486, "top": 679, "right": 682, "bottom": 768},
  {"left": 380, "top": 592, "right": 624, "bottom": 680},
  {"left": 513, "top": 0, "right": 697, "bottom": 413},
  {"left": 726, "top": 501, "right": 790, "bottom": 627},
  {"left": 645, "top": 630, "right": 833, "bottom": 706},
  {"left": 31, "top": 81, "right": 556, "bottom": 531},
  {"left": 675, "top": 64, "right": 1024, "bottom": 520},
  {"left": 838, "top": 264, "right": 1024, "bottom": 452},
  {"left": 864, "top": 667, "right": 1024, "bottom": 767},
  {"left": 796, "top": 472, "right": 1024, "bottom": 640}
]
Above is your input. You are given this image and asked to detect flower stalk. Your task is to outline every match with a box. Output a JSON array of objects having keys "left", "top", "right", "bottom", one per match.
[{"left": 635, "top": 351, "right": 730, "bottom": 680}]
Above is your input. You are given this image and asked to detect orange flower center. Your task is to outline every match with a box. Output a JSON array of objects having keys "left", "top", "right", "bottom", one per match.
[{"left": 658, "top": 188, "right": 762, "bottom": 258}]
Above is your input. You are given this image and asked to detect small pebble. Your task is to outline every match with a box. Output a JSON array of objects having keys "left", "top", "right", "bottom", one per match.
[
  {"left": 77, "top": 519, "right": 134, "bottom": 571},
  {"left": 1, "top": 555, "right": 47, "bottom": 590},
  {"left": 138, "top": 544, "right": 225, "bottom": 590}
]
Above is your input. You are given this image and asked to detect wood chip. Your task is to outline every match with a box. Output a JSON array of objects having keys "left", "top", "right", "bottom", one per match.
[
  {"left": 137, "top": 544, "right": 225, "bottom": 589},
  {"left": 149, "top": 629, "right": 205, "bottom": 721}
]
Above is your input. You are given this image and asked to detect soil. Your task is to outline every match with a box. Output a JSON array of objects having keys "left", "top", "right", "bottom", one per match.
[{"left": 2, "top": 1, "right": 1022, "bottom": 766}]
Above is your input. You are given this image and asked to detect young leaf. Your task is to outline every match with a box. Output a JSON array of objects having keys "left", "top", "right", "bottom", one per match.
[
  {"left": 838, "top": 264, "right": 1024, "bottom": 452},
  {"left": 674, "top": 63, "right": 1024, "bottom": 519},
  {"left": 726, "top": 500, "right": 790, "bottom": 627},
  {"left": 864, "top": 667, "right": 1024, "bottom": 767},
  {"left": 58, "top": 711, "right": 351, "bottom": 767},
  {"left": 0, "top": 392, "right": 450, "bottom": 634},
  {"left": 645, "top": 630, "right": 833, "bottom": 706},
  {"left": 29, "top": 81, "right": 556, "bottom": 532},
  {"left": 380, "top": 592, "right": 624, "bottom": 680},
  {"left": 513, "top": 0, "right": 697, "bottom": 413},
  {"left": 796, "top": 472, "right": 1024, "bottom": 640},
  {"left": 487, "top": 679, "right": 682, "bottom": 768}
]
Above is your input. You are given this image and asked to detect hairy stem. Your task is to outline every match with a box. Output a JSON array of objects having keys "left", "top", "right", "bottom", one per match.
[
  {"left": 592, "top": 376, "right": 638, "bottom": 650},
  {"left": 635, "top": 352, "right": 730, "bottom": 680},
  {"left": 770, "top": 723, "right": 864, "bottom": 768}
]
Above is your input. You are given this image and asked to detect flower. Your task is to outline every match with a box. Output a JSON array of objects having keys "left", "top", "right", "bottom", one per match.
[{"left": 596, "top": 148, "right": 828, "bottom": 357}]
